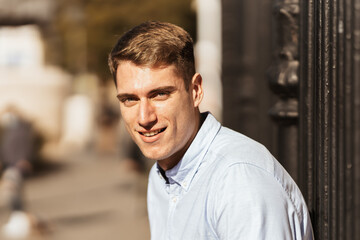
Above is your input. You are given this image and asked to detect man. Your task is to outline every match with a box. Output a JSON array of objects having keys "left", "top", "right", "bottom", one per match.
[{"left": 109, "top": 21, "right": 313, "bottom": 239}]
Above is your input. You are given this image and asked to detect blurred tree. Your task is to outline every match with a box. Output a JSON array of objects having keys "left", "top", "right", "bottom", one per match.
[{"left": 52, "top": 0, "right": 196, "bottom": 82}]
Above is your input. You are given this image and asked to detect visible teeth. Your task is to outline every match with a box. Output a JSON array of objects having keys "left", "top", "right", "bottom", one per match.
[{"left": 143, "top": 129, "right": 161, "bottom": 137}]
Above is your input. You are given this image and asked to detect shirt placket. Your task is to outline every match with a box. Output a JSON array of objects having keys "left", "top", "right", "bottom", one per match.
[{"left": 166, "top": 181, "right": 180, "bottom": 240}]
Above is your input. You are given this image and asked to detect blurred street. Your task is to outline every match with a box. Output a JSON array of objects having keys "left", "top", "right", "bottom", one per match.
[{"left": 0, "top": 151, "right": 150, "bottom": 240}]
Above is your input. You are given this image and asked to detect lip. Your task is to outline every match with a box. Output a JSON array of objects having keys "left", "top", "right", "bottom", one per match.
[{"left": 138, "top": 127, "right": 166, "bottom": 143}]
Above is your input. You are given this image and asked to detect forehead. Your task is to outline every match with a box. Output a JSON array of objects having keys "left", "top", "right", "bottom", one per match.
[{"left": 116, "top": 61, "right": 184, "bottom": 93}]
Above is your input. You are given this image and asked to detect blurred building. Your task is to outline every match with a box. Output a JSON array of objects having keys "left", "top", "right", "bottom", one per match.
[
  {"left": 0, "top": 25, "right": 71, "bottom": 141},
  {"left": 0, "top": 1, "right": 75, "bottom": 156},
  {"left": 0, "top": 0, "right": 54, "bottom": 25}
]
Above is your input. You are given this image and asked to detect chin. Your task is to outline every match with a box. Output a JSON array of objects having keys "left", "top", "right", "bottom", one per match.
[
  {"left": 136, "top": 141, "right": 168, "bottom": 158},
  {"left": 140, "top": 148, "right": 167, "bottom": 161},
  {"left": 147, "top": 150, "right": 176, "bottom": 162},
  {"left": 146, "top": 153, "right": 169, "bottom": 161}
]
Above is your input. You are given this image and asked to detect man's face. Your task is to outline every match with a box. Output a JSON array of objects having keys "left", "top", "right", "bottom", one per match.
[{"left": 116, "top": 61, "right": 203, "bottom": 169}]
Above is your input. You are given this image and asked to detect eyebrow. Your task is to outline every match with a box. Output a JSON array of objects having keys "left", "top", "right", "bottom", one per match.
[
  {"left": 117, "top": 86, "right": 177, "bottom": 100},
  {"left": 148, "top": 86, "right": 177, "bottom": 96}
]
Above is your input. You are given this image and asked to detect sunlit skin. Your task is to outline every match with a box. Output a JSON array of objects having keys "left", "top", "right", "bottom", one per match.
[{"left": 116, "top": 61, "right": 203, "bottom": 170}]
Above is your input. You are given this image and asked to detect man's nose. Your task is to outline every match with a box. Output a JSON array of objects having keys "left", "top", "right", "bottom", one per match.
[{"left": 138, "top": 99, "right": 157, "bottom": 128}]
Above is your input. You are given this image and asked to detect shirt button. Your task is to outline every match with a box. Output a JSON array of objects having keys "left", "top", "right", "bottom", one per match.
[
  {"left": 172, "top": 197, "right": 177, "bottom": 203},
  {"left": 183, "top": 181, "right": 187, "bottom": 187}
]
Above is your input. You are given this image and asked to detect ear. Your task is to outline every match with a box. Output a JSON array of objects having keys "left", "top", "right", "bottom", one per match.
[{"left": 191, "top": 73, "right": 203, "bottom": 107}]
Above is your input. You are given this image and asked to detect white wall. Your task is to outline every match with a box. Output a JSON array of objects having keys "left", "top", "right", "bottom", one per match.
[{"left": 195, "top": 0, "right": 223, "bottom": 121}]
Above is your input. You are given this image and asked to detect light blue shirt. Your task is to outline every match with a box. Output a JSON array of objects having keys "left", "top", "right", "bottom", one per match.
[{"left": 147, "top": 113, "right": 313, "bottom": 239}]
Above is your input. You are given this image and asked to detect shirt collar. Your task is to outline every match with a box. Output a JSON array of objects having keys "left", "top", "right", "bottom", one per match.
[{"left": 157, "top": 112, "right": 221, "bottom": 191}]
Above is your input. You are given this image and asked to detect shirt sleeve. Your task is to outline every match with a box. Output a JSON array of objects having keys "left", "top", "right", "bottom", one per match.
[{"left": 211, "top": 163, "right": 313, "bottom": 240}]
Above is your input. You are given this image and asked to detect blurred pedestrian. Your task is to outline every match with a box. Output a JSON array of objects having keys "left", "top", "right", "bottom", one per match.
[{"left": 0, "top": 106, "right": 38, "bottom": 238}]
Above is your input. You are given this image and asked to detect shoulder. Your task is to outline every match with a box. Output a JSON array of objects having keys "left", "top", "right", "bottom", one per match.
[
  {"left": 206, "top": 127, "right": 309, "bottom": 224},
  {"left": 208, "top": 126, "right": 275, "bottom": 174},
  {"left": 206, "top": 126, "right": 280, "bottom": 196}
]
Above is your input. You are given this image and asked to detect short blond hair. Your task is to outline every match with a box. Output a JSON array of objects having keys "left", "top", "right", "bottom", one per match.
[{"left": 108, "top": 21, "right": 195, "bottom": 90}]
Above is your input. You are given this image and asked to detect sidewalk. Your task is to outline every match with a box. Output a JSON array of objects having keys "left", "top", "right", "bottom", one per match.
[{"left": 0, "top": 150, "right": 150, "bottom": 240}]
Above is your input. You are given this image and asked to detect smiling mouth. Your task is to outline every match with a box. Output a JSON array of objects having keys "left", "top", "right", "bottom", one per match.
[{"left": 139, "top": 128, "right": 166, "bottom": 137}]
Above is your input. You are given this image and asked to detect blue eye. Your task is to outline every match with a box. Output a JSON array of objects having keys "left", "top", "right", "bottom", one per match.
[{"left": 119, "top": 97, "right": 138, "bottom": 107}]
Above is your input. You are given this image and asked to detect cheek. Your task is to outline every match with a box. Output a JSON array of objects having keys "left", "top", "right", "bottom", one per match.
[
  {"left": 169, "top": 104, "right": 195, "bottom": 134},
  {"left": 151, "top": 101, "right": 177, "bottom": 120},
  {"left": 157, "top": 94, "right": 192, "bottom": 114},
  {"left": 120, "top": 106, "right": 136, "bottom": 126}
]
